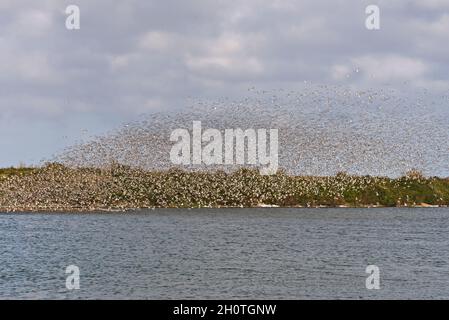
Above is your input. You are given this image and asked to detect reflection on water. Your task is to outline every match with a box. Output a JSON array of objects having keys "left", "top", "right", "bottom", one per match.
[{"left": 1, "top": 208, "right": 449, "bottom": 299}]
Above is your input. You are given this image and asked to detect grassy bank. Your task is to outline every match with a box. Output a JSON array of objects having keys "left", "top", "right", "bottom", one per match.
[
  {"left": 0, "top": 167, "right": 36, "bottom": 178},
  {"left": 0, "top": 164, "right": 448, "bottom": 212}
]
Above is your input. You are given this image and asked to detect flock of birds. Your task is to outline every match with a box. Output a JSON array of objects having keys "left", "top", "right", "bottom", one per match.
[
  {"left": 0, "top": 164, "right": 445, "bottom": 211},
  {"left": 56, "top": 84, "right": 449, "bottom": 177},
  {"left": 1, "top": 84, "right": 448, "bottom": 211}
]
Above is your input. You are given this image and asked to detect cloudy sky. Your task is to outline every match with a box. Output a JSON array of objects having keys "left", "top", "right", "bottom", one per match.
[{"left": 1, "top": 0, "right": 448, "bottom": 166}]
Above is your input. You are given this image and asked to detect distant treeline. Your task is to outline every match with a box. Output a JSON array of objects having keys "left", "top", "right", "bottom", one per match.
[{"left": 1, "top": 164, "right": 448, "bottom": 211}]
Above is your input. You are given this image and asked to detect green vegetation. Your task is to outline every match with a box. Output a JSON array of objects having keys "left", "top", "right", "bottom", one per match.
[
  {"left": 0, "top": 167, "right": 36, "bottom": 178},
  {"left": 0, "top": 164, "right": 448, "bottom": 212}
]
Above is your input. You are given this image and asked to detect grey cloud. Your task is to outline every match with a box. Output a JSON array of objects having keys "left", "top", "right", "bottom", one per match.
[{"left": 0, "top": 0, "right": 448, "bottom": 166}]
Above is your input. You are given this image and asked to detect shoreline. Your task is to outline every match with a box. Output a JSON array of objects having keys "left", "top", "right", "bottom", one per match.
[{"left": 1, "top": 203, "right": 447, "bottom": 214}]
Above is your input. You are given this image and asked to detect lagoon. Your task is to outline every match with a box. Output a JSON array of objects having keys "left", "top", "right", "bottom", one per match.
[{"left": 1, "top": 208, "right": 448, "bottom": 299}]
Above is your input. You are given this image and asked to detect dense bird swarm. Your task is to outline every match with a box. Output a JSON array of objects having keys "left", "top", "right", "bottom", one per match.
[
  {"left": 2, "top": 86, "right": 448, "bottom": 212},
  {"left": 55, "top": 85, "right": 449, "bottom": 177},
  {"left": 1, "top": 164, "right": 448, "bottom": 212}
]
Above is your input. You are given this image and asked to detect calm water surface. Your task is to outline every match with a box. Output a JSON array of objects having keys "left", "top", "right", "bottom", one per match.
[{"left": 1, "top": 208, "right": 448, "bottom": 299}]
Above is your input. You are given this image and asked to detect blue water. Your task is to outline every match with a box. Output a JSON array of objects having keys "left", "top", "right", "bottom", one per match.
[{"left": 1, "top": 208, "right": 448, "bottom": 299}]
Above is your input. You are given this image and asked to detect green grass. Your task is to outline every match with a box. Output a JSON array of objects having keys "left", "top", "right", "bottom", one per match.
[{"left": 0, "top": 167, "right": 36, "bottom": 179}]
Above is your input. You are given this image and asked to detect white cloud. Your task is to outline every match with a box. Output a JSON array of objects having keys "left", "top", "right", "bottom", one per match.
[
  {"left": 0, "top": 47, "right": 60, "bottom": 83},
  {"left": 10, "top": 9, "right": 53, "bottom": 37},
  {"left": 413, "top": 0, "right": 449, "bottom": 9},
  {"left": 351, "top": 55, "right": 429, "bottom": 82},
  {"left": 415, "top": 13, "right": 449, "bottom": 37},
  {"left": 331, "top": 64, "right": 352, "bottom": 81},
  {"left": 108, "top": 53, "right": 140, "bottom": 70},
  {"left": 185, "top": 33, "right": 264, "bottom": 79},
  {"left": 138, "top": 31, "right": 178, "bottom": 51}
]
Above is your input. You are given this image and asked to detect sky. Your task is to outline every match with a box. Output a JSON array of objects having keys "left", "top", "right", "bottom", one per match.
[{"left": 0, "top": 0, "right": 449, "bottom": 167}]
